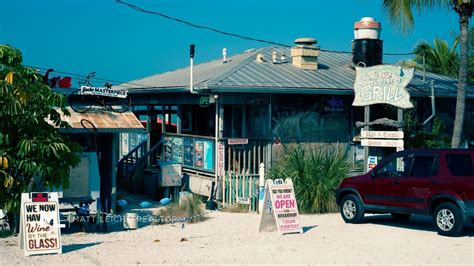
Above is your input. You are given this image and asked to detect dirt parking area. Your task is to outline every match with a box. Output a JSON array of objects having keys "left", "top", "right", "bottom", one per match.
[{"left": 1, "top": 212, "right": 473, "bottom": 264}]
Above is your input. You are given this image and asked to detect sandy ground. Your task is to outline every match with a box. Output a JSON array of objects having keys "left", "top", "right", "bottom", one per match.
[{"left": 1, "top": 209, "right": 473, "bottom": 265}]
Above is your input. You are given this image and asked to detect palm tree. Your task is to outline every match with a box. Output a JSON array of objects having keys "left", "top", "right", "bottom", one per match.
[
  {"left": 414, "top": 37, "right": 460, "bottom": 77},
  {"left": 383, "top": 0, "right": 472, "bottom": 148}
]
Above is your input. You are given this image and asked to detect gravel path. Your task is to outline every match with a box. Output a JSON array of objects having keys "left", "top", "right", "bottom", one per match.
[{"left": 1, "top": 212, "right": 473, "bottom": 264}]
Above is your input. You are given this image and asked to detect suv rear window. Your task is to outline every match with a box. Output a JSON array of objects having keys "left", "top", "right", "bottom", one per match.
[{"left": 446, "top": 154, "right": 473, "bottom": 176}]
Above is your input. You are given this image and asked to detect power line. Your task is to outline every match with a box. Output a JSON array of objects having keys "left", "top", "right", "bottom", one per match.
[
  {"left": 26, "top": 65, "right": 149, "bottom": 87},
  {"left": 115, "top": 0, "right": 416, "bottom": 56}
]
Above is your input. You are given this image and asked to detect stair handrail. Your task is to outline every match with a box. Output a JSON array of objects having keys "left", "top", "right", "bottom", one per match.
[
  {"left": 127, "top": 139, "right": 163, "bottom": 181},
  {"left": 117, "top": 139, "right": 148, "bottom": 167},
  {"left": 116, "top": 139, "right": 148, "bottom": 182}
]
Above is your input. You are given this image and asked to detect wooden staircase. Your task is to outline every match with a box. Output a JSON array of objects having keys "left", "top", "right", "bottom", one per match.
[{"left": 117, "top": 139, "right": 163, "bottom": 194}]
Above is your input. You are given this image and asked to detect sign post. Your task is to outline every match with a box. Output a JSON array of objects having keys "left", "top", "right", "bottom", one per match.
[
  {"left": 19, "top": 192, "right": 62, "bottom": 256},
  {"left": 258, "top": 179, "right": 302, "bottom": 235}
]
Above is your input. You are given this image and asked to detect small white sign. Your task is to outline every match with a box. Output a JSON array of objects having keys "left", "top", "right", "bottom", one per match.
[
  {"left": 361, "top": 139, "right": 404, "bottom": 148},
  {"left": 367, "top": 156, "right": 378, "bottom": 170},
  {"left": 217, "top": 142, "right": 225, "bottom": 177},
  {"left": 361, "top": 130, "right": 404, "bottom": 139},
  {"left": 228, "top": 139, "right": 249, "bottom": 145},
  {"left": 79, "top": 85, "right": 127, "bottom": 99},
  {"left": 236, "top": 197, "right": 251, "bottom": 205},
  {"left": 19, "top": 192, "right": 62, "bottom": 256}
]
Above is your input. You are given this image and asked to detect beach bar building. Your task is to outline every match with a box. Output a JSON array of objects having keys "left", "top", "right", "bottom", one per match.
[{"left": 117, "top": 18, "right": 474, "bottom": 210}]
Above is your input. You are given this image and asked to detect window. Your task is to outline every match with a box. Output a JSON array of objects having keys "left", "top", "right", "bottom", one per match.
[
  {"left": 376, "top": 155, "right": 412, "bottom": 177},
  {"left": 410, "top": 156, "right": 438, "bottom": 177},
  {"left": 446, "top": 154, "right": 473, "bottom": 176}
]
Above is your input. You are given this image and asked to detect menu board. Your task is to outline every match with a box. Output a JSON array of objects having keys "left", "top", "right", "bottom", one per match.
[
  {"left": 164, "top": 136, "right": 172, "bottom": 161},
  {"left": 163, "top": 135, "right": 215, "bottom": 173},
  {"left": 203, "top": 140, "right": 214, "bottom": 171},
  {"left": 172, "top": 137, "right": 183, "bottom": 163},
  {"left": 183, "top": 138, "right": 194, "bottom": 167},
  {"left": 195, "top": 140, "right": 204, "bottom": 167}
]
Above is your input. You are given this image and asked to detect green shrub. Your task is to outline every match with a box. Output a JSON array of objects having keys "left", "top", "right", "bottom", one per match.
[
  {"left": 269, "top": 142, "right": 350, "bottom": 213},
  {"left": 153, "top": 194, "right": 206, "bottom": 224},
  {"left": 220, "top": 204, "right": 249, "bottom": 213}
]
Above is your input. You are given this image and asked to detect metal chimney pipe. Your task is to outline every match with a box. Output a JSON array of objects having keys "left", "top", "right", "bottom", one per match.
[
  {"left": 222, "top": 48, "right": 227, "bottom": 63},
  {"left": 190, "top": 44, "right": 196, "bottom": 94}
]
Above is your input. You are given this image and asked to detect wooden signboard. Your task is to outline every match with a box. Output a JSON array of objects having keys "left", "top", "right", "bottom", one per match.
[
  {"left": 236, "top": 196, "right": 251, "bottom": 205},
  {"left": 160, "top": 163, "right": 182, "bottom": 187},
  {"left": 19, "top": 192, "right": 62, "bottom": 256},
  {"left": 228, "top": 138, "right": 249, "bottom": 145},
  {"left": 258, "top": 179, "right": 302, "bottom": 235},
  {"left": 361, "top": 130, "right": 404, "bottom": 139},
  {"left": 79, "top": 85, "right": 127, "bottom": 98},
  {"left": 361, "top": 139, "right": 404, "bottom": 148},
  {"left": 352, "top": 65, "right": 414, "bottom": 109},
  {"left": 217, "top": 142, "right": 225, "bottom": 177}
]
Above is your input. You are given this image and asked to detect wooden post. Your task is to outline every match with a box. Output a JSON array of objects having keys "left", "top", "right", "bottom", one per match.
[
  {"left": 146, "top": 105, "right": 153, "bottom": 165},
  {"left": 161, "top": 104, "right": 166, "bottom": 134},
  {"left": 111, "top": 133, "right": 119, "bottom": 211},
  {"left": 364, "top": 106, "right": 370, "bottom": 173},
  {"left": 398, "top": 108, "right": 404, "bottom": 151},
  {"left": 242, "top": 105, "right": 247, "bottom": 137},
  {"left": 267, "top": 94, "right": 272, "bottom": 168},
  {"left": 177, "top": 104, "right": 182, "bottom": 134},
  {"left": 258, "top": 163, "right": 265, "bottom": 213}
]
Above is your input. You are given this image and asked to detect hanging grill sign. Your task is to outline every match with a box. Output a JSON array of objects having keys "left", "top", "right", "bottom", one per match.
[
  {"left": 79, "top": 85, "right": 128, "bottom": 99},
  {"left": 352, "top": 65, "right": 414, "bottom": 109}
]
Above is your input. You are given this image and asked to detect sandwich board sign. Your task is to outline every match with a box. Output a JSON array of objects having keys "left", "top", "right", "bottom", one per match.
[
  {"left": 258, "top": 178, "right": 302, "bottom": 235},
  {"left": 19, "top": 192, "right": 62, "bottom": 256}
]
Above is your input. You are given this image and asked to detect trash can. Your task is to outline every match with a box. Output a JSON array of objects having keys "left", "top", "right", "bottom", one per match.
[{"left": 123, "top": 212, "right": 138, "bottom": 230}]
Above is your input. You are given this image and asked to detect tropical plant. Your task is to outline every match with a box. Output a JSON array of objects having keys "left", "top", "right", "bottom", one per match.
[
  {"left": 269, "top": 143, "right": 350, "bottom": 213},
  {"left": 0, "top": 45, "right": 81, "bottom": 233},
  {"left": 383, "top": 0, "right": 472, "bottom": 148},
  {"left": 413, "top": 37, "right": 460, "bottom": 77},
  {"left": 403, "top": 107, "right": 451, "bottom": 148}
]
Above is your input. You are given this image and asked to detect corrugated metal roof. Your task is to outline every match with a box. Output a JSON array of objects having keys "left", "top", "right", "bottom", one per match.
[
  {"left": 123, "top": 47, "right": 473, "bottom": 98},
  {"left": 118, "top": 50, "right": 255, "bottom": 91},
  {"left": 57, "top": 108, "right": 145, "bottom": 133}
]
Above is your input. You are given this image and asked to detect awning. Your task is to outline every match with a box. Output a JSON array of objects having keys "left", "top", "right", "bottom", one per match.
[{"left": 56, "top": 107, "right": 145, "bottom": 133}]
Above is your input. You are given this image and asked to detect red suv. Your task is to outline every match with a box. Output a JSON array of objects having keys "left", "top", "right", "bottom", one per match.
[{"left": 336, "top": 149, "right": 474, "bottom": 236}]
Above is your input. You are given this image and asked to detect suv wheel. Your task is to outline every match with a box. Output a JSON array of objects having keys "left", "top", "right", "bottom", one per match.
[
  {"left": 340, "top": 194, "right": 364, "bottom": 223},
  {"left": 391, "top": 213, "right": 411, "bottom": 220},
  {"left": 433, "top": 203, "right": 464, "bottom": 237}
]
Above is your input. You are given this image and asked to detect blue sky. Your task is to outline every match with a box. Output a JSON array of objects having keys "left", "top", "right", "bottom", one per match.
[{"left": 1, "top": 0, "right": 459, "bottom": 87}]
